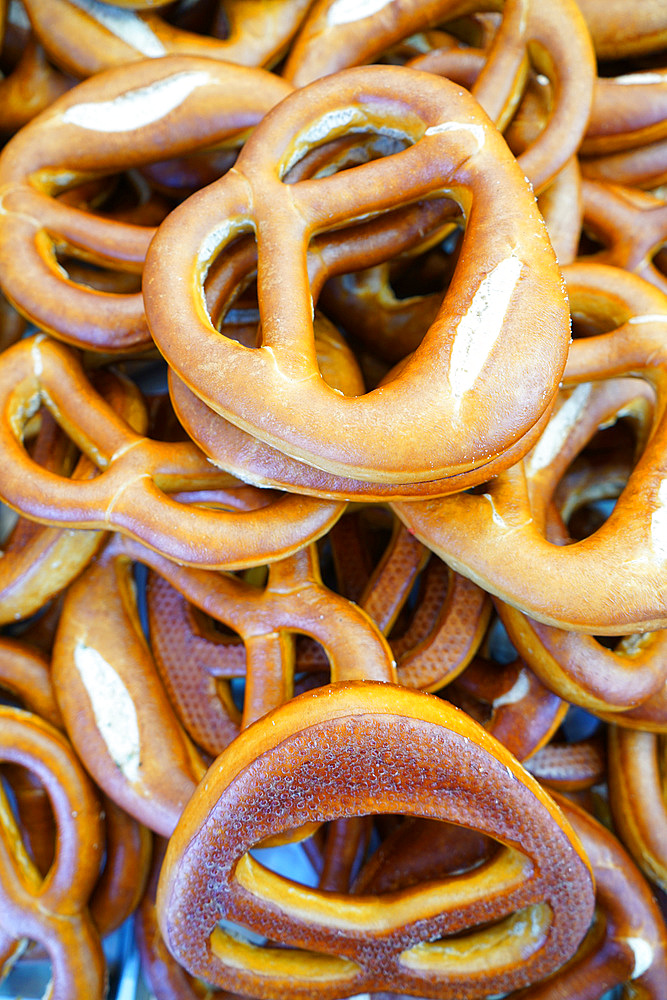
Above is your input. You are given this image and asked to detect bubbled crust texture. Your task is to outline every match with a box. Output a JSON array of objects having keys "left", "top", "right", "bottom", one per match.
[{"left": 159, "top": 700, "right": 594, "bottom": 999}]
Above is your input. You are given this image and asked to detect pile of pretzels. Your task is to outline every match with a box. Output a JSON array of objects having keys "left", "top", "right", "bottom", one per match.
[{"left": 1, "top": 1, "right": 667, "bottom": 998}]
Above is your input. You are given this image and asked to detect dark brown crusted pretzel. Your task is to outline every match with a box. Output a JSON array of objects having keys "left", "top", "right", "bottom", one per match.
[
  {"left": 157, "top": 682, "right": 595, "bottom": 999},
  {"left": 0, "top": 55, "right": 292, "bottom": 350},
  {"left": 0, "top": 335, "right": 343, "bottom": 569},
  {"left": 146, "top": 65, "right": 569, "bottom": 492}
]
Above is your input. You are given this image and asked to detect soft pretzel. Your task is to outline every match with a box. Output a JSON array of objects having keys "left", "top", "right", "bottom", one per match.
[
  {"left": 574, "top": 0, "right": 667, "bottom": 58},
  {"left": 52, "top": 536, "right": 209, "bottom": 837},
  {"left": 0, "top": 55, "right": 292, "bottom": 350},
  {"left": 394, "top": 264, "right": 667, "bottom": 633},
  {"left": 157, "top": 681, "right": 594, "bottom": 998},
  {"left": 0, "top": 707, "right": 106, "bottom": 999},
  {"left": 21, "top": 0, "right": 313, "bottom": 76},
  {"left": 0, "top": 35, "right": 71, "bottom": 135},
  {"left": 608, "top": 727, "right": 667, "bottom": 892},
  {"left": 0, "top": 369, "right": 145, "bottom": 625},
  {"left": 0, "top": 335, "right": 343, "bottom": 568},
  {"left": 146, "top": 65, "right": 570, "bottom": 489},
  {"left": 580, "top": 179, "right": 667, "bottom": 294},
  {"left": 581, "top": 135, "right": 667, "bottom": 190},
  {"left": 284, "top": 0, "right": 595, "bottom": 187},
  {"left": 583, "top": 68, "right": 667, "bottom": 157}
]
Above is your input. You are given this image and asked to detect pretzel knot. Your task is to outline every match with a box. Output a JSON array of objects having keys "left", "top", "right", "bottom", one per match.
[
  {"left": 145, "top": 65, "right": 569, "bottom": 490},
  {"left": 158, "top": 683, "right": 595, "bottom": 999}
]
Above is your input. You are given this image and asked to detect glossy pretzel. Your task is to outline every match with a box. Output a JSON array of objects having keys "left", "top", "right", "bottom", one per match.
[
  {"left": 0, "top": 707, "right": 106, "bottom": 999},
  {"left": 157, "top": 682, "right": 594, "bottom": 999},
  {"left": 23, "top": 0, "right": 312, "bottom": 76},
  {"left": 394, "top": 264, "right": 667, "bottom": 633},
  {"left": 0, "top": 55, "right": 291, "bottom": 350},
  {"left": 0, "top": 335, "right": 343, "bottom": 569},
  {"left": 146, "top": 65, "right": 569, "bottom": 489},
  {"left": 284, "top": 0, "right": 595, "bottom": 190}
]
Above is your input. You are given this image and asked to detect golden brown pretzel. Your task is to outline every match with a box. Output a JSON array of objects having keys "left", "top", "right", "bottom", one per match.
[
  {"left": 394, "top": 264, "right": 667, "bottom": 633},
  {"left": 157, "top": 682, "right": 595, "bottom": 998},
  {"left": 284, "top": 0, "right": 595, "bottom": 186},
  {"left": 529, "top": 794, "right": 667, "bottom": 998},
  {"left": 581, "top": 135, "right": 667, "bottom": 190},
  {"left": 147, "top": 535, "right": 396, "bottom": 745},
  {"left": 22, "top": 0, "right": 312, "bottom": 75},
  {"left": 0, "top": 55, "right": 292, "bottom": 350},
  {"left": 52, "top": 536, "right": 209, "bottom": 837},
  {"left": 0, "top": 335, "right": 343, "bottom": 569},
  {"left": 583, "top": 68, "right": 667, "bottom": 157},
  {"left": 55, "top": 529, "right": 394, "bottom": 828},
  {"left": 0, "top": 35, "right": 71, "bottom": 135},
  {"left": 608, "top": 727, "right": 667, "bottom": 893},
  {"left": 580, "top": 179, "right": 667, "bottom": 294},
  {"left": 146, "top": 64, "right": 569, "bottom": 490},
  {"left": 574, "top": 0, "right": 667, "bottom": 58},
  {"left": 0, "top": 706, "right": 106, "bottom": 999},
  {"left": 0, "top": 369, "right": 145, "bottom": 625}
]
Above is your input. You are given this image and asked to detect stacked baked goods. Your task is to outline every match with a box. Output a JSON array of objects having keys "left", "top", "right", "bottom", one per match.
[{"left": 0, "top": 1, "right": 666, "bottom": 998}]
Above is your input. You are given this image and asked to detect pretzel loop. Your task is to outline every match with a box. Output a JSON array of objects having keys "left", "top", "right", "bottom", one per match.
[
  {"left": 0, "top": 707, "right": 106, "bottom": 999},
  {"left": 145, "top": 65, "right": 569, "bottom": 487},
  {"left": 0, "top": 335, "right": 343, "bottom": 568}
]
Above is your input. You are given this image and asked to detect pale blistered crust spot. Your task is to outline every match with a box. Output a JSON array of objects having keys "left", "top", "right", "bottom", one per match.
[
  {"left": 527, "top": 384, "right": 592, "bottom": 474},
  {"left": 623, "top": 936, "right": 654, "bottom": 978},
  {"left": 614, "top": 73, "right": 666, "bottom": 85},
  {"left": 69, "top": 0, "right": 166, "bottom": 55},
  {"left": 650, "top": 480, "right": 667, "bottom": 561},
  {"left": 628, "top": 314, "right": 667, "bottom": 324},
  {"left": 74, "top": 642, "right": 141, "bottom": 782},
  {"left": 326, "top": 0, "right": 393, "bottom": 26},
  {"left": 424, "top": 121, "right": 486, "bottom": 150},
  {"left": 62, "top": 70, "right": 211, "bottom": 133},
  {"left": 492, "top": 670, "right": 530, "bottom": 710},
  {"left": 448, "top": 256, "right": 523, "bottom": 402}
]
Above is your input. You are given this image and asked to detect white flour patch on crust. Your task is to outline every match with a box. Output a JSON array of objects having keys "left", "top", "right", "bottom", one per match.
[{"left": 62, "top": 70, "right": 210, "bottom": 133}]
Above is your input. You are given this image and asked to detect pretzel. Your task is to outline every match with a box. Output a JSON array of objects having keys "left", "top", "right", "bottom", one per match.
[
  {"left": 574, "top": 0, "right": 667, "bottom": 58},
  {"left": 22, "top": 0, "right": 313, "bottom": 76},
  {"left": 394, "top": 263, "right": 667, "bottom": 633},
  {"left": 137, "top": 840, "right": 245, "bottom": 1000},
  {"left": 0, "top": 706, "right": 106, "bottom": 999},
  {"left": 146, "top": 65, "right": 570, "bottom": 490},
  {"left": 608, "top": 727, "right": 667, "bottom": 893},
  {"left": 525, "top": 737, "right": 606, "bottom": 792},
  {"left": 156, "top": 681, "right": 594, "bottom": 998},
  {"left": 0, "top": 56, "right": 292, "bottom": 350},
  {"left": 0, "top": 335, "right": 343, "bottom": 568},
  {"left": 89, "top": 796, "right": 152, "bottom": 937},
  {"left": 583, "top": 69, "right": 667, "bottom": 157},
  {"left": 580, "top": 179, "right": 667, "bottom": 294},
  {"left": 148, "top": 534, "right": 395, "bottom": 747},
  {"left": 0, "top": 369, "right": 146, "bottom": 625},
  {"left": 448, "top": 653, "right": 567, "bottom": 761},
  {"left": 538, "top": 794, "right": 667, "bottom": 998},
  {"left": 0, "top": 35, "right": 71, "bottom": 135},
  {"left": 52, "top": 536, "right": 209, "bottom": 837},
  {"left": 581, "top": 135, "right": 667, "bottom": 190}
]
